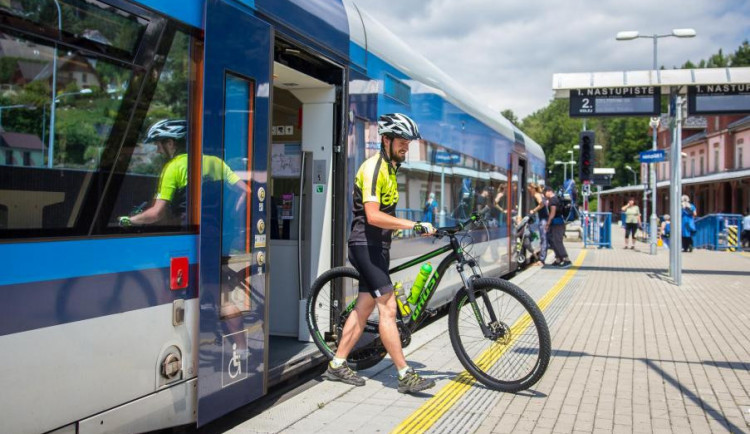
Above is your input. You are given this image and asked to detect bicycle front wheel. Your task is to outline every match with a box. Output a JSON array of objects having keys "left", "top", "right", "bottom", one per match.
[
  {"left": 448, "top": 277, "right": 551, "bottom": 392},
  {"left": 306, "top": 267, "right": 386, "bottom": 370}
]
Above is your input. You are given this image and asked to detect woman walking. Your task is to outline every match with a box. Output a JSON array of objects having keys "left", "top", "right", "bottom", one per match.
[
  {"left": 621, "top": 197, "right": 641, "bottom": 249},
  {"left": 528, "top": 183, "right": 547, "bottom": 265}
]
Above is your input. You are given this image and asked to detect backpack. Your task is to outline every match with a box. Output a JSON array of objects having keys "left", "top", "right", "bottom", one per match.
[{"left": 557, "top": 193, "right": 578, "bottom": 223}]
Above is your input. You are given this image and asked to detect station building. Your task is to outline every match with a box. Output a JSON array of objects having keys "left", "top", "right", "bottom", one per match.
[{"left": 598, "top": 113, "right": 750, "bottom": 217}]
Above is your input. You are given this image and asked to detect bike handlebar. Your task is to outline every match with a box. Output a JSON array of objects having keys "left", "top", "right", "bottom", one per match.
[{"left": 434, "top": 212, "right": 483, "bottom": 238}]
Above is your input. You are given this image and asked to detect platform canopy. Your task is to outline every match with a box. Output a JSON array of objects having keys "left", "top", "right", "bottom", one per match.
[{"left": 552, "top": 67, "right": 750, "bottom": 98}]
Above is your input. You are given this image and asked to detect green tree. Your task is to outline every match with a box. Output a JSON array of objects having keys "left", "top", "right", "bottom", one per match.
[
  {"left": 501, "top": 109, "right": 520, "bottom": 127},
  {"left": 730, "top": 40, "right": 750, "bottom": 66}
]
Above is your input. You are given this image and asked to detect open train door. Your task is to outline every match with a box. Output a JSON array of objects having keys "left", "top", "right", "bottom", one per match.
[{"left": 198, "top": 0, "right": 272, "bottom": 426}]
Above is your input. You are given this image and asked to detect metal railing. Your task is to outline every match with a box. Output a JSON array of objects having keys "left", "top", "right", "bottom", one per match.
[
  {"left": 583, "top": 212, "right": 612, "bottom": 248},
  {"left": 693, "top": 214, "right": 743, "bottom": 251}
]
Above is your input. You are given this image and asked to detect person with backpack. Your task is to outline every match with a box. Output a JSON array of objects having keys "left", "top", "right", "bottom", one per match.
[{"left": 543, "top": 186, "right": 571, "bottom": 268}]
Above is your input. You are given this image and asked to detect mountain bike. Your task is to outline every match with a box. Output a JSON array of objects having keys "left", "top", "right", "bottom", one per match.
[{"left": 306, "top": 213, "right": 551, "bottom": 392}]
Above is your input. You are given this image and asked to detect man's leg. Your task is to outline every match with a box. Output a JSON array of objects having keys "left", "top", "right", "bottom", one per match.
[
  {"left": 335, "top": 292, "right": 376, "bottom": 359},
  {"left": 375, "top": 293, "right": 407, "bottom": 369},
  {"left": 376, "top": 292, "right": 436, "bottom": 393},
  {"left": 323, "top": 293, "right": 376, "bottom": 386}
]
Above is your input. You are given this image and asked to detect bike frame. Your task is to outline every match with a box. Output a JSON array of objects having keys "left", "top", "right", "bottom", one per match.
[{"left": 341, "top": 217, "right": 501, "bottom": 340}]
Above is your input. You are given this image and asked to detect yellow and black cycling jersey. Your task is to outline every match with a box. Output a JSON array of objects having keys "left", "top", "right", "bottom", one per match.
[
  {"left": 155, "top": 153, "right": 241, "bottom": 219},
  {"left": 349, "top": 150, "right": 399, "bottom": 248}
]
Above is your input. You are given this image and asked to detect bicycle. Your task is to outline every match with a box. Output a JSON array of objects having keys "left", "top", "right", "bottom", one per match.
[{"left": 306, "top": 213, "right": 551, "bottom": 392}]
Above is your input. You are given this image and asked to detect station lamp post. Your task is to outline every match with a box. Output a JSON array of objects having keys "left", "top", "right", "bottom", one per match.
[
  {"left": 47, "top": 88, "right": 93, "bottom": 167},
  {"left": 617, "top": 28, "right": 696, "bottom": 256},
  {"left": 554, "top": 160, "right": 576, "bottom": 185},
  {"left": 625, "top": 165, "right": 637, "bottom": 185}
]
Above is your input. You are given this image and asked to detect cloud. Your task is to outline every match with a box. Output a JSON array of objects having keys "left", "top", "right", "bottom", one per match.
[{"left": 355, "top": 0, "right": 750, "bottom": 119}]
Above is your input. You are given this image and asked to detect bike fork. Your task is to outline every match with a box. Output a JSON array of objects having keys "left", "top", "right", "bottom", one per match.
[{"left": 457, "top": 264, "right": 497, "bottom": 339}]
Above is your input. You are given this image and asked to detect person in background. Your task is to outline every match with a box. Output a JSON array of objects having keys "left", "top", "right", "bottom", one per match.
[
  {"left": 681, "top": 195, "right": 697, "bottom": 252},
  {"left": 621, "top": 197, "right": 641, "bottom": 250},
  {"left": 492, "top": 184, "right": 506, "bottom": 225},
  {"left": 742, "top": 208, "right": 750, "bottom": 249},
  {"left": 659, "top": 214, "right": 671, "bottom": 249},
  {"left": 544, "top": 185, "right": 571, "bottom": 268},
  {"left": 528, "top": 183, "right": 547, "bottom": 266},
  {"left": 423, "top": 192, "right": 438, "bottom": 226}
]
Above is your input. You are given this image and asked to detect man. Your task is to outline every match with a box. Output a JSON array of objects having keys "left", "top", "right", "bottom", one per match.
[
  {"left": 544, "top": 186, "right": 571, "bottom": 268},
  {"left": 324, "top": 113, "right": 436, "bottom": 394},
  {"left": 118, "top": 119, "right": 247, "bottom": 227},
  {"left": 742, "top": 208, "right": 750, "bottom": 249}
]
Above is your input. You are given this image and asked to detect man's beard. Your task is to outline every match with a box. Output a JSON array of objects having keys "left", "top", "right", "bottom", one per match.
[{"left": 390, "top": 151, "right": 406, "bottom": 163}]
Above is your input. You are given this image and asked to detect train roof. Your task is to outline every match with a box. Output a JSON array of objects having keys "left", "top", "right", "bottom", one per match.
[{"left": 343, "top": 0, "right": 544, "bottom": 163}]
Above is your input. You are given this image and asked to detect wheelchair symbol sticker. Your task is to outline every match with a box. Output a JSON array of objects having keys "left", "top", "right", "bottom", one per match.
[{"left": 222, "top": 330, "right": 249, "bottom": 387}]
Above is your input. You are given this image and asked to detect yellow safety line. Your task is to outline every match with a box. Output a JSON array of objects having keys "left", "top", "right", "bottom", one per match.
[{"left": 391, "top": 250, "right": 588, "bottom": 434}]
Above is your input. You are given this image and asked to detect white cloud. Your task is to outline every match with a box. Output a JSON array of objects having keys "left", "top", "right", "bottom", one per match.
[{"left": 355, "top": 0, "right": 750, "bottom": 119}]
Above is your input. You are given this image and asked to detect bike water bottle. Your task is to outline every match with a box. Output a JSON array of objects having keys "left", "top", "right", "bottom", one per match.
[
  {"left": 393, "top": 282, "right": 411, "bottom": 316},
  {"left": 407, "top": 263, "right": 432, "bottom": 304}
]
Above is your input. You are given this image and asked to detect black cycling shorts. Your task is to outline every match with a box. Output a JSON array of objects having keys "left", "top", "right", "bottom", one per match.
[
  {"left": 625, "top": 222, "right": 639, "bottom": 238},
  {"left": 348, "top": 244, "right": 394, "bottom": 298}
]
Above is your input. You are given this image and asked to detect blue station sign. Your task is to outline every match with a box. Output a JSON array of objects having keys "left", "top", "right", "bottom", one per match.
[
  {"left": 639, "top": 149, "right": 666, "bottom": 163},
  {"left": 435, "top": 151, "right": 461, "bottom": 164}
]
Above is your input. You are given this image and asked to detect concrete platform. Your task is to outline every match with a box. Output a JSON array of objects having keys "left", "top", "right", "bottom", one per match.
[{"left": 222, "top": 229, "right": 750, "bottom": 434}]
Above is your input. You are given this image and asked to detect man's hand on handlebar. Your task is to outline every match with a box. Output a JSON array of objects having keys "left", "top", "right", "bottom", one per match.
[{"left": 413, "top": 221, "right": 436, "bottom": 235}]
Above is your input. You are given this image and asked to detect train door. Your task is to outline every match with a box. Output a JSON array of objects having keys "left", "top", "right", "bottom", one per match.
[
  {"left": 266, "top": 49, "right": 341, "bottom": 383},
  {"left": 198, "top": 0, "right": 272, "bottom": 425}
]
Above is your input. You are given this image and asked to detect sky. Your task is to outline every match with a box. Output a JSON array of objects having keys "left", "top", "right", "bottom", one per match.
[{"left": 354, "top": 0, "right": 750, "bottom": 120}]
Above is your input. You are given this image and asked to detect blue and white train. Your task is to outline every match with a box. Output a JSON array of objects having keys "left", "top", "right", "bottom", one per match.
[{"left": 0, "top": 0, "right": 545, "bottom": 431}]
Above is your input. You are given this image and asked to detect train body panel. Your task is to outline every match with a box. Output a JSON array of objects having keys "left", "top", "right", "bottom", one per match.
[
  {"left": 0, "top": 299, "right": 200, "bottom": 433},
  {"left": 0, "top": 0, "right": 544, "bottom": 430}
]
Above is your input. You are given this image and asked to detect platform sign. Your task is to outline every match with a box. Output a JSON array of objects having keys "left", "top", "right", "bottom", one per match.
[
  {"left": 687, "top": 84, "right": 750, "bottom": 114},
  {"left": 435, "top": 151, "right": 460, "bottom": 164},
  {"left": 569, "top": 87, "right": 660, "bottom": 117},
  {"left": 639, "top": 149, "right": 666, "bottom": 163},
  {"left": 590, "top": 173, "right": 612, "bottom": 186}
]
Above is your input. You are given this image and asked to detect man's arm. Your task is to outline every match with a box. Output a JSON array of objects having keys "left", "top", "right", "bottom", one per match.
[
  {"left": 546, "top": 205, "right": 557, "bottom": 227},
  {"left": 364, "top": 202, "right": 420, "bottom": 231},
  {"left": 230, "top": 180, "right": 249, "bottom": 212},
  {"left": 129, "top": 199, "right": 169, "bottom": 225}
]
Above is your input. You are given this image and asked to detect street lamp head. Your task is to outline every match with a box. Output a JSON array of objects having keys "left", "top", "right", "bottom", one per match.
[
  {"left": 616, "top": 30, "right": 639, "bottom": 40},
  {"left": 672, "top": 28, "right": 696, "bottom": 38},
  {"left": 554, "top": 160, "right": 563, "bottom": 165},
  {"left": 625, "top": 165, "right": 633, "bottom": 171}
]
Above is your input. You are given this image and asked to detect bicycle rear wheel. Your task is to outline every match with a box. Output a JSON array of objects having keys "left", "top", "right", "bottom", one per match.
[
  {"left": 306, "top": 267, "right": 386, "bottom": 370},
  {"left": 448, "top": 277, "right": 550, "bottom": 392}
]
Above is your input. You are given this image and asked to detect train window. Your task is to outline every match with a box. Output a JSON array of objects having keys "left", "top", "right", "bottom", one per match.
[
  {"left": 1, "top": 0, "right": 147, "bottom": 59},
  {"left": 0, "top": 3, "right": 195, "bottom": 238},
  {"left": 105, "top": 30, "right": 193, "bottom": 231}
]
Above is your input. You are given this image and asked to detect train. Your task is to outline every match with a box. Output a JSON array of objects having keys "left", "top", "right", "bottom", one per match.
[{"left": 0, "top": 0, "right": 545, "bottom": 431}]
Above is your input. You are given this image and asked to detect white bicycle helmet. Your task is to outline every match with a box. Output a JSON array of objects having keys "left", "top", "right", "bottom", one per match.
[
  {"left": 145, "top": 119, "right": 187, "bottom": 143},
  {"left": 377, "top": 113, "right": 421, "bottom": 140}
]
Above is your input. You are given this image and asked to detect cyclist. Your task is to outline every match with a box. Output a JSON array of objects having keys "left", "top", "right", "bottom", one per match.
[
  {"left": 323, "top": 113, "right": 437, "bottom": 394},
  {"left": 118, "top": 119, "right": 247, "bottom": 226}
]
